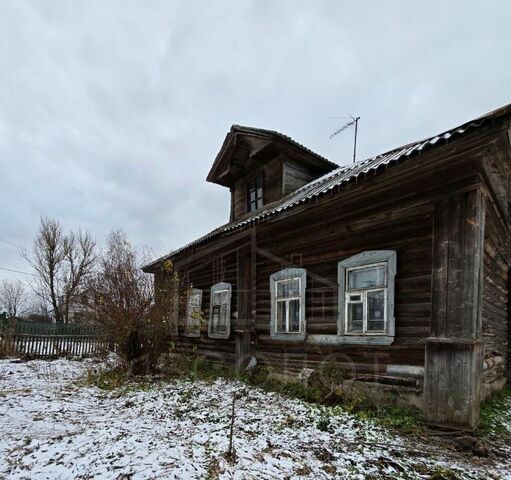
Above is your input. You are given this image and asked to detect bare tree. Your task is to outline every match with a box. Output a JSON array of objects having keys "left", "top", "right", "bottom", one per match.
[
  {"left": 23, "top": 217, "right": 96, "bottom": 323},
  {"left": 89, "top": 231, "right": 171, "bottom": 373},
  {"left": 24, "top": 296, "right": 52, "bottom": 323},
  {"left": 0, "top": 280, "right": 28, "bottom": 318}
]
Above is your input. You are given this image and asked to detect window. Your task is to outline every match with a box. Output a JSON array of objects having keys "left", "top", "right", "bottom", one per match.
[
  {"left": 345, "top": 264, "right": 386, "bottom": 334},
  {"left": 338, "top": 251, "right": 396, "bottom": 345},
  {"left": 208, "top": 282, "right": 232, "bottom": 339},
  {"left": 247, "top": 175, "right": 263, "bottom": 212},
  {"left": 270, "top": 268, "right": 307, "bottom": 341},
  {"left": 276, "top": 278, "right": 301, "bottom": 333},
  {"left": 185, "top": 288, "right": 202, "bottom": 337}
]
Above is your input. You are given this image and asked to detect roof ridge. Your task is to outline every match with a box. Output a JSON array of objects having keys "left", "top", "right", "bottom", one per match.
[
  {"left": 231, "top": 124, "right": 339, "bottom": 168},
  {"left": 144, "top": 101, "right": 511, "bottom": 270}
]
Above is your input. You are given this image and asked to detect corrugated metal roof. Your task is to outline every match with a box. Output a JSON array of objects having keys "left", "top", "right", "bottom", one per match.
[{"left": 144, "top": 103, "right": 511, "bottom": 270}]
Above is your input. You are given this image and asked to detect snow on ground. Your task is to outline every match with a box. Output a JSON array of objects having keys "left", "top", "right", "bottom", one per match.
[{"left": 0, "top": 358, "right": 509, "bottom": 480}]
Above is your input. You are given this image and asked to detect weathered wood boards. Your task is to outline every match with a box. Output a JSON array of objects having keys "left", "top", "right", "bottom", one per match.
[
  {"left": 149, "top": 109, "right": 511, "bottom": 430},
  {"left": 482, "top": 202, "right": 510, "bottom": 391},
  {"left": 424, "top": 189, "right": 486, "bottom": 429},
  {"left": 424, "top": 339, "right": 484, "bottom": 429}
]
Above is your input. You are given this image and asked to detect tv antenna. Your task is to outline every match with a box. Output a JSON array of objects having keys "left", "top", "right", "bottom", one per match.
[{"left": 329, "top": 115, "right": 360, "bottom": 163}]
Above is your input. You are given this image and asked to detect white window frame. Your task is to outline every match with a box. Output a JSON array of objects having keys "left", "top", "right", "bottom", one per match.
[
  {"left": 275, "top": 277, "right": 302, "bottom": 334},
  {"left": 184, "top": 288, "right": 202, "bottom": 337},
  {"left": 208, "top": 282, "right": 232, "bottom": 339},
  {"left": 270, "top": 268, "right": 307, "bottom": 341},
  {"left": 338, "top": 251, "right": 396, "bottom": 345},
  {"left": 344, "top": 262, "right": 387, "bottom": 335}
]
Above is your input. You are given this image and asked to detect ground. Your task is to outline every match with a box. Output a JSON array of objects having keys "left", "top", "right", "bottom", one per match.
[{"left": 0, "top": 358, "right": 510, "bottom": 479}]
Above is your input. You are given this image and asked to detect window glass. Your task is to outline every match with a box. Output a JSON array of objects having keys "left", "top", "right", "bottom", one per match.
[
  {"left": 187, "top": 290, "right": 202, "bottom": 334},
  {"left": 188, "top": 292, "right": 201, "bottom": 309},
  {"left": 271, "top": 268, "right": 306, "bottom": 338},
  {"left": 248, "top": 176, "right": 264, "bottom": 212},
  {"left": 276, "top": 278, "right": 300, "bottom": 298},
  {"left": 367, "top": 289, "right": 385, "bottom": 331},
  {"left": 339, "top": 252, "right": 395, "bottom": 338},
  {"left": 289, "top": 299, "right": 300, "bottom": 332},
  {"left": 347, "top": 302, "right": 363, "bottom": 333},
  {"left": 348, "top": 265, "right": 385, "bottom": 290},
  {"left": 276, "top": 301, "right": 287, "bottom": 332},
  {"left": 213, "top": 290, "right": 229, "bottom": 306},
  {"left": 218, "top": 305, "right": 228, "bottom": 333},
  {"left": 209, "top": 284, "right": 231, "bottom": 337},
  {"left": 212, "top": 306, "right": 220, "bottom": 333}
]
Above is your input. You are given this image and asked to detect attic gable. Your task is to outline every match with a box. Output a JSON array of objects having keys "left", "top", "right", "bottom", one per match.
[{"left": 206, "top": 125, "right": 337, "bottom": 188}]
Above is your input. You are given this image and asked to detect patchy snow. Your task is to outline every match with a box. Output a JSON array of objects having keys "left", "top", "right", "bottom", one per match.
[{"left": 0, "top": 358, "right": 509, "bottom": 479}]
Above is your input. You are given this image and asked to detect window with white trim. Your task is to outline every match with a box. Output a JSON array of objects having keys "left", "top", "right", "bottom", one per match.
[
  {"left": 345, "top": 263, "right": 386, "bottom": 334},
  {"left": 185, "top": 288, "right": 202, "bottom": 337},
  {"left": 270, "top": 268, "right": 307, "bottom": 341},
  {"left": 208, "top": 282, "right": 232, "bottom": 338},
  {"left": 275, "top": 277, "right": 301, "bottom": 333},
  {"left": 338, "top": 251, "right": 396, "bottom": 344}
]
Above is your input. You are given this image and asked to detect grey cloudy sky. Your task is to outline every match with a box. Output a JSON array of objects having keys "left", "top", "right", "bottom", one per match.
[{"left": 1, "top": 0, "right": 510, "bottom": 283}]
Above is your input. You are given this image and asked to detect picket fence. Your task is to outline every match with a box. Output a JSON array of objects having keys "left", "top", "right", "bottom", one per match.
[{"left": 0, "top": 320, "right": 107, "bottom": 358}]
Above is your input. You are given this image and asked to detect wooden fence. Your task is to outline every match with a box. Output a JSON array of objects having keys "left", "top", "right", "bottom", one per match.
[{"left": 0, "top": 320, "right": 108, "bottom": 358}]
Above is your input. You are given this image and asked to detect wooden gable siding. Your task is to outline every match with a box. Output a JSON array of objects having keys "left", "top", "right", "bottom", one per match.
[
  {"left": 264, "top": 155, "right": 284, "bottom": 205},
  {"left": 231, "top": 178, "right": 247, "bottom": 221},
  {"left": 282, "top": 159, "right": 320, "bottom": 196}
]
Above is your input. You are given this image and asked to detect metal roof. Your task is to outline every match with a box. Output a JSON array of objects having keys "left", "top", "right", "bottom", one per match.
[{"left": 144, "top": 102, "right": 511, "bottom": 271}]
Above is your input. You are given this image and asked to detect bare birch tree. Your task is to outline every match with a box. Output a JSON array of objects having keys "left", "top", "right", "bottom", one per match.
[
  {"left": 0, "top": 280, "right": 28, "bottom": 318},
  {"left": 23, "top": 217, "right": 96, "bottom": 323}
]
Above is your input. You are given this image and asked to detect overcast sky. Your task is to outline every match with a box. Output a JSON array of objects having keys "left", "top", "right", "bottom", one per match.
[{"left": 1, "top": 0, "right": 510, "bottom": 284}]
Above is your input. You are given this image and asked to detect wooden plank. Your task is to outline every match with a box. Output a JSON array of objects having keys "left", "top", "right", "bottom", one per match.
[{"left": 425, "top": 189, "right": 486, "bottom": 430}]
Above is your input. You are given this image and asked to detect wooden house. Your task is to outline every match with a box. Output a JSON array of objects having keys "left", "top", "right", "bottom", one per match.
[{"left": 143, "top": 104, "right": 511, "bottom": 429}]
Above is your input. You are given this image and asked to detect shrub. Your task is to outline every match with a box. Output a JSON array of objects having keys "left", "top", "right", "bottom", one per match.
[{"left": 89, "top": 231, "right": 171, "bottom": 375}]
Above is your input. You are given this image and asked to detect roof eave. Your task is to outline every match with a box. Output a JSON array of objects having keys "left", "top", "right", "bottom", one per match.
[{"left": 146, "top": 101, "right": 511, "bottom": 271}]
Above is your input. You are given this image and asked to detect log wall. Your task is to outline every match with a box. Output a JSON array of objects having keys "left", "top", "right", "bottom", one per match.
[
  {"left": 151, "top": 122, "right": 511, "bottom": 414},
  {"left": 282, "top": 159, "right": 319, "bottom": 195},
  {"left": 481, "top": 202, "right": 510, "bottom": 390},
  {"left": 171, "top": 248, "right": 241, "bottom": 365},
  {"left": 253, "top": 199, "right": 433, "bottom": 375},
  {"left": 482, "top": 209, "right": 509, "bottom": 357}
]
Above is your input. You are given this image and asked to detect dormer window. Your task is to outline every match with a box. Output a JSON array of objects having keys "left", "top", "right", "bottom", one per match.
[
  {"left": 205, "top": 126, "right": 337, "bottom": 222},
  {"left": 247, "top": 175, "right": 263, "bottom": 212}
]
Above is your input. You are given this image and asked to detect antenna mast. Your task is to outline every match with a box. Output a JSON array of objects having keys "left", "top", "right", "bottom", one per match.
[{"left": 330, "top": 115, "right": 360, "bottom": 163}]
